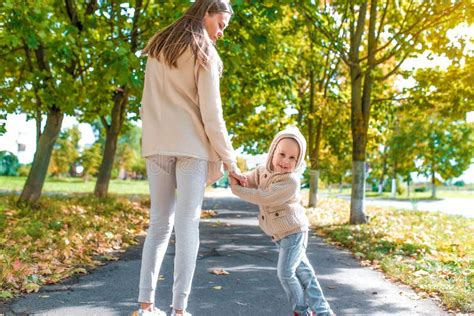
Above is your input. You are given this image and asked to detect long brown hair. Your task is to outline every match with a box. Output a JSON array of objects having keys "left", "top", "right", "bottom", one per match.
[{"left": 142, "top": 0, "right": 233, "bottom": 68}]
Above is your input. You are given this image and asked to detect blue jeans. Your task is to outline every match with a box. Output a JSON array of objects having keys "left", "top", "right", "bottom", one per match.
[{"left": 276, "top": 232, "right": 332, "bottom": 316}]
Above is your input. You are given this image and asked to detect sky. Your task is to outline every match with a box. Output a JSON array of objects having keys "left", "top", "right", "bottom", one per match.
[{"left": 1, "top": 25, "right": 472, "bottom": 182}]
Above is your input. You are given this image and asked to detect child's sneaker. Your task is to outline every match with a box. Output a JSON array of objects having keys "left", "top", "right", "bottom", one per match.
[
  {"left": 312, "top": 312, "right": 336, "bottom": 316},
  {"left": 137, "top": 307, "right": 167, "bottom": 316},
  {"left": 171, "top": 311, "right": 192, "bottom": 316}
]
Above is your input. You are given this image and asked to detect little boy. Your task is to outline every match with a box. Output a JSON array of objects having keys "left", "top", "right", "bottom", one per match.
[{"left": 230, "top": 127, "right": 334, "bottom": 316}]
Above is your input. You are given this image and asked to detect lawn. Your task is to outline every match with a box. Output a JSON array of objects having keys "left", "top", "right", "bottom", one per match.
[
  {"left": 0, "top": 194, "right": 150, "bottom": 300},
  {"left": 304, "top": 186, "right": 474, "bottom": 200},
  {"left": 306, "top": 198, "right": 473, "bottom": 313},
  {"left": 0, "top": 176, "right": 150, "bottom": 195},
  {"left": 2, "top": 177, "right": 472, "bottom": 200}
]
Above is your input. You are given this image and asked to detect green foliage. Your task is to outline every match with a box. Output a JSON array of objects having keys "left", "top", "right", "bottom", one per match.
[
  {"left": 221, "top": 3, "right": 297, "bottom": 154},
  {"left": 415, "top": 119, "right": 473, "bottom": 182},
  {"left": 0, "top": 151, "right": 20, "bottom": 176},
  {"left": 79, "top": 143, "right": 102, "bottom": 180},
  {"left": 17, "top": 164, "right": 31, "bottom": 177},
  {"left": 0, "top": 113, "right": 6, "bottom": 136},
  {"left": 0, "top": 1, "right": 96, "bottom": 116},
  {"left": 48, "top": 126, "right": 81, "bottom": 177},
  {"left": 113, "top": 123, "right": 144, "bottom": 179}
]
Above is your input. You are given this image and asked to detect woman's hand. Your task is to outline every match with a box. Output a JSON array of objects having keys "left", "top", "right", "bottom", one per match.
[{"left": 229, "top": 171, "right": 248, "bottom": 187}]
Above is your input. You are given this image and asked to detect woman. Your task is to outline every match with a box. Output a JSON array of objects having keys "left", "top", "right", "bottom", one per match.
[{"left": 138, "top": 1, "right": 244, "bottom": 315}]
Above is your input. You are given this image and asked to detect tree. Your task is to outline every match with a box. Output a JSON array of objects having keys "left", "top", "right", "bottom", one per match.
[
  {"left": 89, "top": 1, "right": 187, "bottom": 197},
  {"left": 1, "top": 0, "right": 98, "bottom": 203},
  {"left": 112, "top": 123, "right": 141, "bottom": 180},
  {"left": 0, "top": 151, "right": 20, "bottom": 176},
  {"left": 301, "top": 0, "right": 467, "bottom": 223},
  {"left": 79, "top": 143, "right": 102, "bottom": 182},
  {"left": 48, "top": 126, "right": 81, "bottom": 177},
  {"left": 416, "top": 119, "right": 473, "bottom": 198},
  {"left": 221, "top": 2, "right": 307, "bottom": 154}
]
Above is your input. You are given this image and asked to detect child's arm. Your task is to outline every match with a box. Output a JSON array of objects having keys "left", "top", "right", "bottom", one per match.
[
  {"left": 244, "top": 169, "right": 258, "bottom": 188},
  {"left": 229, "top": 169, "right": 258, "bottom": 188},
  {"left": 231, "top": 175, "right": 298, "bottom": 207}
]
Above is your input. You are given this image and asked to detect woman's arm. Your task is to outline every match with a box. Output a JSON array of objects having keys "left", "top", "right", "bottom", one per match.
[{"left": 197, "top": 51, "right": 237, "bottom": 172}]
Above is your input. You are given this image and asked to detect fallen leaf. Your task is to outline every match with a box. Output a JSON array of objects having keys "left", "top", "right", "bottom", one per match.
[
  {"left": 25, "top": 283, "right": 41, "bottom": 293},
  {"left": 0, "top": 291, "right": 13, "bottom": 299},
  {"left": 73, "top": 268, "right": 88, "bottom": 274},
  {"left": 201, "top": 210, "right": 218, "bottom": 218},
  {"left": 211, "top": 268, "right": 229, "bottom": 275},
  {"left": 354, "top": 252, "right": 365, "bottom": 259},
  {"left": 212, "top": 286, "right": 222, "bottom": 290}
]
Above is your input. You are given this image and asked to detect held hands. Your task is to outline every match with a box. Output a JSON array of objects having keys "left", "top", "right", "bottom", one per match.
[{"left": 229, "top": 171, "right": 248, "bottom": 187}]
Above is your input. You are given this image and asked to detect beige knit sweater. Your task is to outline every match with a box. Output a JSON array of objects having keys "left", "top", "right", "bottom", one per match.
[
  {"left": 231, "top": 128, "right": 309, "bottom": 241},
  {"left": 140, "top": 44, "right": 237, "bottom": 184}
]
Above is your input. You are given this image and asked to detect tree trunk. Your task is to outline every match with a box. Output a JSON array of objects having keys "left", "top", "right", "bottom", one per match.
[
  {"left": 308, "top": 117, "right": 322, "bottom": 207},
  {"left": 431, "top": 168, "right": 436, "bottom": 199},
  {"left": 377, "top": 182, "right": 383, "bottom": 194},
  {"left": 35, "top": 109, "right": 42, "bottom": 146},
  {"left": 348, "top": 0, "right": 374, "bottom": 225},
  {"left": 94, "top": 90, "right": 128, "bottom": 198},
  {"left": 19, "top": 108, "right": 64, "bottom": 203},
  {"left": 308, "top": 169, "right": 319, "bottom": 207},
  {"left": 350, "top": 160, "right": 367, "bottom": 224},
  {"left": 349, "top": 67, "right": 368, "bottom": 224},
  {"left": 391, "top": 177, "right": 396, "bottom": 198},
  {"left": 378, "top": 145, "right": 388, "bottom": 193},
  {"left": 407, "top": 178, "right": 411, "bottom": 199}
]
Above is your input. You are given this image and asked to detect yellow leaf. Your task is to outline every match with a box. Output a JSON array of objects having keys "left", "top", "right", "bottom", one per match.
[
  {"left": 211, "top": 268, "right": 229, "bottom": 275},
  {"left": 73, "top": 268, "right": 88, "bottom": 274},
  {"left": 201, "top": 210, "right": 218, "bottom": 218},
  {"left": 212, "top": 286, "right": 222, "bottom": 290},
  {"left": 25, "top": 283, "right": 41, "bottom": 293}
]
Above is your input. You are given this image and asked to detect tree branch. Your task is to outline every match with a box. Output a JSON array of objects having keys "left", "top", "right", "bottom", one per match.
[
  {"left": 375, "top": 50, "right": 411, "bottom": 81},
  {"left": 130, "top": 0, "right": 143, "bottom": 51},
  {"left": 100, "top": 116, "right": 110, "bottom": 130},
  {"left": 374, "top": 0, "right": 389, "bottom": 44},
  {"left": 65, "top": 0, "right": 83, "bottom": 32}
]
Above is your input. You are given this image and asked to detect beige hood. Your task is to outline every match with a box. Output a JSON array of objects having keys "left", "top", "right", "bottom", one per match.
[{"left": 265, "top": 126, "right": 307, "bottom": 174}]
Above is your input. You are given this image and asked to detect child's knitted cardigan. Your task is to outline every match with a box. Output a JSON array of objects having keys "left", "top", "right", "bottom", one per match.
[{"left": 231, "top": 128, "right": 309, "bottom": 241}]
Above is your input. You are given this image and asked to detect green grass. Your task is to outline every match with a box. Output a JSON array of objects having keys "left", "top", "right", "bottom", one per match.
[
  {"left": 302, "top": 187, "right": 474, "bottom": 200},
  {"left": 0, "top": 176, "right": 150, "bottom": 195},
  {"left": 307, "top": 198, "right": 474, "bottom": 312}
]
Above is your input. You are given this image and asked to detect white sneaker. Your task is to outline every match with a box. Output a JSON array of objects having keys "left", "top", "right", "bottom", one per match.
[
  {"left": 137, "top": 308, "right": 167, "bottom": 316},
  {"left": 171, "top": 311, "right": 192, "bottom": 316}
]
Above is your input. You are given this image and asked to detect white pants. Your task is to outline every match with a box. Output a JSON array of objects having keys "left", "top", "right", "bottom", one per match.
[{"left": 138, "top": 155, "right": 208, "bottom": 310}]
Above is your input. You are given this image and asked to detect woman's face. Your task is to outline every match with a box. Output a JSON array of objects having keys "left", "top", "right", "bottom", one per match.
[{"left": 203, "top": 12, "right": 231, "bottom": 43}]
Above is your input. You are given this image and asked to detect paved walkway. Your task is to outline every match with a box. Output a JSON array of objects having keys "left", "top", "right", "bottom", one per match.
[
  {"left": 2, "top": 195, "right": 447, "bottom": 315},
  {"left": 363, "top": 198, "right": 473, "bottom": 218}
]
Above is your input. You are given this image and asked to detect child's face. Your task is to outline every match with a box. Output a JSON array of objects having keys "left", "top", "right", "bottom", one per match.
[{"left": 271, "top": 138, "right": 300, "bottom": 173}]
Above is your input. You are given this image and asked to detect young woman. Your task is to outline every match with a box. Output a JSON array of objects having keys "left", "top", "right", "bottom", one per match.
[{"left": 138, "top": 1, "right": 244, "bottom": 315}]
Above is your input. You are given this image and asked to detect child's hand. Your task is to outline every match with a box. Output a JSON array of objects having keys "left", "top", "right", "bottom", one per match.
[
  {"left": 229, "top": 171, "right": 247, "bottom": 187},
  {"left": 229, "top": 175, "right": 239, "bottom": 185},
  {"left": 240, "top": 175, "right": 248, "bottom": 187}
]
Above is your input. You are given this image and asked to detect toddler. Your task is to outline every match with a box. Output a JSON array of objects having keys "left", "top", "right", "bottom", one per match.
[{"left": 230, "top": 127, "right": 334, "bottom": 316}]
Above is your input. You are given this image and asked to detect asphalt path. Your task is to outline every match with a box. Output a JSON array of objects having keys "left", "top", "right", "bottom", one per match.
[{"left": 2, "top": 194, "right": 447, "bottom": 315}]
